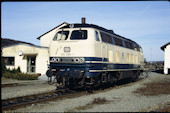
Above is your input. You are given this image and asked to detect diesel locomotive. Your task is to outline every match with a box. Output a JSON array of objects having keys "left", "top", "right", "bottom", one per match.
[{"left": 46, "top": 18, "right": 144, "bottom": 89}]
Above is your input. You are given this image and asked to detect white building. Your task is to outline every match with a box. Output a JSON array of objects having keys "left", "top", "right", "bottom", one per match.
[
  {"left": 2, "top": 44, "right": 49, "bottom": 75},
  {"left": 2, "top": 22, "right": 69, "bottom": 80},
  {"left": 161, "top": 42, "right": 170, "bottom": 74}
]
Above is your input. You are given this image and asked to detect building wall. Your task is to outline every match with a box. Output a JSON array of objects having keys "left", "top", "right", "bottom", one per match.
[
  {"left": 2, "top": 45, "right": 26, "bottom": 72},
  {"left": 164, "top": 44, "right": 170, "bottom": 74},
  {"left": 36, "top": 48, "right": 49, "bottom": 75},
  {"left": 2, "top": 44, "right": 49, "bottom": 75}
]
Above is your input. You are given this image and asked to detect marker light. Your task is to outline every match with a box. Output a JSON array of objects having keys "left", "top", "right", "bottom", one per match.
[{"left": 75, "top": 58, "right": 79, "bottom": 62}]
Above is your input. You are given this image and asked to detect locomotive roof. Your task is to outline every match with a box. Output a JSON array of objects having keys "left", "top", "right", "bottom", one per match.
[
  {"left": 37, "top": 22, "right": 140, "bottom": 47},
  {"left": 60, "top": 23, "right": 138, "bottom": 45}
]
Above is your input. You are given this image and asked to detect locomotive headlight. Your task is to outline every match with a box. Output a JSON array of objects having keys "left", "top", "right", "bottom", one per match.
[
  {"left": 80, "top": 58, "right": 85, "bottom": 63},
  {"left": 73, "top": 58, "right": 85, "bottom": 63},
  {"left": 56, "top": 58, "right": 60, "bottom": 62},
  {"left": 51, "top": 58, "right": 56, "bottom": 62},
  {"left": 51, "top": 58, "right": 60, "bottom": 62}
]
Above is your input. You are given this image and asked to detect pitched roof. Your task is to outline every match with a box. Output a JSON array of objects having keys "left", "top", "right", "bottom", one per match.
[
  {"left": 2, "top": 43, "right": 48, "bottom": 49},
  {"left": 1, "top": 38, "right": 35, "bottom": 47},
  {"left": 37, "top": 22, "right": 68, "bottom": 40},
  {"left": 160, "top": 42, "right": 170, "bottom": 51}
]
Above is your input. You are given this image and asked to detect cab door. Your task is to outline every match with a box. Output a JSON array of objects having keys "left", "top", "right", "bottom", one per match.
[{"left": 95, "top": 31, "right": 102, "bottom": 58}]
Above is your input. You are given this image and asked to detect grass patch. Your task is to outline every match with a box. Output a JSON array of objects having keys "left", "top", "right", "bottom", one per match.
[
  {"left": 133, "top": 78, "right": 170, "bottom": 96},
  {"left": 1, "top": 66, "right": 38, "bottom": 80},
  {"left": 2, "top": 72, "right": 38, "bottom": 80},
  {"left": 2, "top": 67, "right": 39, "bottom": 80},
  {"left": 1, "top": 76, "right": 12, "bottom": 80}
]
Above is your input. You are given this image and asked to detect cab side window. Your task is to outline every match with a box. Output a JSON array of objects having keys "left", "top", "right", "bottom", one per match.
[{"left": 95, "top": 31, "right": 100, "bottom": 41}]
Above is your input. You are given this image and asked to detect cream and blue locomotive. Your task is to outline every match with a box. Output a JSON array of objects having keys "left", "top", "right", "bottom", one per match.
[{"left": 46, "top": 20, "right": 144, "bottom": 89}]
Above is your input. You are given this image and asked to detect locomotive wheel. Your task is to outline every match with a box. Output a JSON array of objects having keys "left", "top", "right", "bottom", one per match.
[
  {"left": 94, "top": 75, "right": 102, "bottom": 89},
  {"left": 131, "top": 71, "right": 140, "bottom": 82},
  {"left": 110, "top": 75, "right": 117, "bottom": 86},
  {"left": 116, "top": 71, "right": 123, "bottom": 81},
  {"left": 86, "top": 84, "right": 93, "bottom": 93},
  {"left": 83, "top": 83, "right": 87, "bottom": 90}
]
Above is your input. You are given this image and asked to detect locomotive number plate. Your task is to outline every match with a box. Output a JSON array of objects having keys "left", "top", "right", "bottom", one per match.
[{"left": 64, "top": 47, "right": 71, "bottom": 52}]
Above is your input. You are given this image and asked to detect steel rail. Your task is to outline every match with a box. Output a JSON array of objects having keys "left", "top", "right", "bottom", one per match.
[{"left": 1, "top": 89, "right": 81, "bottom": 111}]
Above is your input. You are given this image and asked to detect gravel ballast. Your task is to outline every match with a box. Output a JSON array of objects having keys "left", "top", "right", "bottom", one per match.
[
  {"left": 1, "top": 79, "right": 56, "bottom": 100},
  {"left": 2, "top": 72, "right": 170, "bottom": 112}
]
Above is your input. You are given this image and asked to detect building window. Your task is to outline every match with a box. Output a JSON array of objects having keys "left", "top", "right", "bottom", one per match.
[{"left": 3, "top": 57, "right": 15, "bottom": 66}]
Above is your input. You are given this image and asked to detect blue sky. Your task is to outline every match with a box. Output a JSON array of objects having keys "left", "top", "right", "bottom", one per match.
[{"left": 1, "top": 1, "right": 170, "bottom": 61}]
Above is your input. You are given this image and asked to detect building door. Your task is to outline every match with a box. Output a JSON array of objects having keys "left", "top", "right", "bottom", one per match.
[{"left": 27, "top": 56, "right": 36, "bottom": 73}]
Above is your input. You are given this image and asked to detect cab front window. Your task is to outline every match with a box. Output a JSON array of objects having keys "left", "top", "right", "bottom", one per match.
[
  {"left": 53, "top": 31, "right": 69, "bottom": 41},
  {"left": 70, "top": 30, "right": 87, "bottom": 40}
]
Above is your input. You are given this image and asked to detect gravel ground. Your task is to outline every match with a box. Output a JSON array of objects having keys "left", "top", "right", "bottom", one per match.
[
  {"left": 1, "top": 79, "right": 56, "bottom": 100},
  {"left": 8, "top": 72, "right": 170, "bottom": 112}
]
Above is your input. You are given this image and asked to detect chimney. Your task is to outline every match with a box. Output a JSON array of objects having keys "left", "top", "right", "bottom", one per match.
[{"left": 82, "top": 17, "right": 86, "bottom": 24}]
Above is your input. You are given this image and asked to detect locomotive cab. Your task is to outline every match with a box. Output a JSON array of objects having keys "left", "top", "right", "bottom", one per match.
[
  {"left": 50, "top": 28, "right": 97, "bottom": 58},
  {"left": 47, "top": 26, "right": 102, "bottom": 88}
]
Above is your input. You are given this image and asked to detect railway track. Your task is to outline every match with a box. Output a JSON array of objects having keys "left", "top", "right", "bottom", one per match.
[
  {"left": 1, "top": 72, "right": 149, "bottom": 112},
  {"left": 1, "top": 88, "right": 86, "bottom": 112}
]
